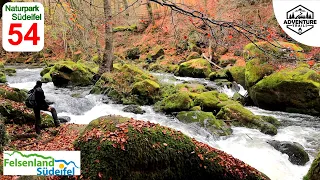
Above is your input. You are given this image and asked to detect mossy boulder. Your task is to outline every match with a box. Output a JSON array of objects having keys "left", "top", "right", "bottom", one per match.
[
  {"left": 146, "top": 46, "right": 165, "bottom": 63},
  {"left": 42, "top": 61, "right": 98, "bottom": 87},
  {"left": 148, "top": 63, "right": 178, "bottom": 73},
  {"left": 3, "top": 68, "right": 16, "bottom": 76},
  {"left": 243, "top": 41, "right": 305, "bottom": 60},
  {"left": 0, "top": 85, "right": 27, "bottom": 102},
  {"left": 157, "top": 92, "right": 193, "bottom": 113},
  {"left": 176, "top": 111, "right": 232, "bottom": 136},
  {"left": 177, "top": 58, "right": 212, "bottom": 78},
  {"left": 245, "top": 58, "right": 274, "bottom": 88},
  {"left": 74, "top": 115, "right": 270, "bottom": 180},
  {"left": 267, "top": 140, "right": 309, "bottom": 166},
  {"left": 209, "top": 69, "right": 229, "bottom": 81},
  {"left": 250, "top": 67, "right": 320, "bottom": 115},
  {"left": 122, "top": 105, "right": 145, "bottom": 114},
  {"left": 0, "top": 97, "right": 55, "bottom": 127},
  {"left": 91, "top": 64, "right": 160, "bottom": 105},
  {"left": 216, "top": 103, "right": 278, "bottom": 135},
  {"left": 0, "top": 72, "right": 6, "bottom": 83},
  {"left": 125, "top": 47, "right": 140, "bottom": 60},
  {"left": 186, "top": 52, "right": 201, "bottom": 60},
  {"left": 41, "top": 73, "right": 52, "bottom": 83},
  {"left": 194, "top": 91, "right": 234, "bottom": 112},
  {"left": 304, "top": 151, "right": 320, "bottom": 180},
  {"left": 132, "top": 79, "right": 160, "bottom": 104},
  {"left": 229, "top": 66, "right": 246, "bottom": 88},
  {"left": 113, "top": 24, "right": 137, "bottom": 32}
]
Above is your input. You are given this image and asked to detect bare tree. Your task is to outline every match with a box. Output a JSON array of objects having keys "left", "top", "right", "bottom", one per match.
[
  {"left": 99, "top": 0, "right": 114, "bottom": 74},
  {"left": 146, "top": 0, "right": 154, "bottom": 25}
]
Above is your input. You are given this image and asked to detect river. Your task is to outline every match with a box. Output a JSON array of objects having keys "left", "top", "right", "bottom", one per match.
[{"left": 6, "top": 67, "right": 320, "bottom": 180}]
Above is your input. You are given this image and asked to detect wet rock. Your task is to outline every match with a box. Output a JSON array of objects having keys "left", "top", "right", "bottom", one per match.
[
  {"left": 45, "top": 99, "right": 54, "bottom": 105},
  {"left": 123, "top": 105, "right": 145, "bottom": 114},
  {"left": 267, "top": 140, "right": 309, "bottom": 166},
  {"left": 58, "top": 116, "right": 71, "bottom": 123},
  {"left": 176, "top": 111, "right": 232, "bottom": 136},
  {"left": 304, "top": 151, "right": 320, "bottom": 180},
  {"left": 177, "top": 58, "right": 212, "bottom": 78}
]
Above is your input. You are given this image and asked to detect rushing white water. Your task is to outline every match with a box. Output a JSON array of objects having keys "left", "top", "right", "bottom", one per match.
[{"left": 6, "top": 68, "right": 319, "bottom": 180}]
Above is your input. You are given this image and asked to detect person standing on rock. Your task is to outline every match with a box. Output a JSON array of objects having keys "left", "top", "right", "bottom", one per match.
[{"left": 29, "top": 81, "right": 60, "bottom": 134}]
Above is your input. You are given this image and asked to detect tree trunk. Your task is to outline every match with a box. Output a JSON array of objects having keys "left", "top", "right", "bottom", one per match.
[
  {"left": 146, "top": 0, "right": 154, "bottom": 25},
  {"left": 122, "top": 0, "right": 129, "bottom": 16},
  {"left": 99, "top": 0, "right": 114, "bottom": 74}
]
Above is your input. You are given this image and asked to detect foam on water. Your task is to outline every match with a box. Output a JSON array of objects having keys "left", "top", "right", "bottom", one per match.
[{"left": 7, "top": 68, "right": 318, "bottom": 180}]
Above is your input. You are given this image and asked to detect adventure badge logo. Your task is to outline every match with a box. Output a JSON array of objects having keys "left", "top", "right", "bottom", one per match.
[
  {"left": 284, "top": 5, "right": 316, "bottom": 35},
  {"left": 3, "top": 151, "right": 81, "bottom": 176},
  {"left": 273, "top": 0, "right": 320, "bottom": 47}
]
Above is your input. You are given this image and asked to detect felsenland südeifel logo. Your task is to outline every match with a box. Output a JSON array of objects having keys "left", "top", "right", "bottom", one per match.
[
  {"left": 3, "top": 151, "right": 81, "bottom": 176},
  {"left": 284, "top": 5, "right": 317, "bottom": 35}
]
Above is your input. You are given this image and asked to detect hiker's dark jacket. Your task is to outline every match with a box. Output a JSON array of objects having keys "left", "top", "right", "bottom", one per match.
[{"left": 29, "top": 87, "right": 49, "bottom": 109}]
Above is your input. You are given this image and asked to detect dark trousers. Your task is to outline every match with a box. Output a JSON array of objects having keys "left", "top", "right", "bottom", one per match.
[{"left": 33, "top": 106, "right": 60, "bottom": 134}]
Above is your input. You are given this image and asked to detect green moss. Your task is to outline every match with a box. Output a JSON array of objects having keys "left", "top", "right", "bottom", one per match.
[
  {"left": 250, "top": 67, "right": 320, "bottom": 115},
  {"left": 194, "top": 91, "right": 232, "bottom": 112},
  {"left": 41, "top": 73, "right": 52, "bottom": 83},
  {"left": 177, "top": 58, "right": 212, "bottom": 78},
  {"left": 176, "top": 111, "right": 232, "bottom": 136},
  {"left": 260, "top": 116, "right": 280, "bottom": 127},
  {"left": 245, "top": 58, "right": 274, "bottom": 88},
  {"left": 0, "top": 86, "right": 27, "bottom": 102},
  {"left": 0, "top": 62, "right": 4, "bottom": 69},
  {"left": 125, "top": 47, "right": 140, "bottom": 60},
  {"left": 46, "top": 60, "right": 98, "bottom": 87},
  {"left": 243, "top": 41, "right": 305, "bottom": 60},
  {"left": 158, "top": 92, "right": 193, "bottom": 112},
  {"left": 4, "top": 68, "right": 16, "bottom": 76},
  {"left": 209, "top": 69, "right": 229, "bottom": 81},
  {"left": 40, "top": 67, "right": 51, "bottom": 76},
  {"left": 148, "top": 63, "right": 178, "bottom": 73},
  {"left": 216, "top": 103, "right": 278, "bottom": 135},
  {"left": 113, "top": 24, "right": 137, "bottom": 32},
  {"left": 304, "top": 151, "right": 320, "bottom": 180},
  {"left": 91, "top": 64, "right": 159, "bottom": 105},
  {"left": 229, "top": 66, "right": 246, "bottom": 87},
  {"left": 190, "top": 106, "right": 201, "bottom": 111},
  {"left": 132, "top": 79, "right": 160, "bottom": 104},
  {"left": 0, "top": 72, "right": 6, "bottom": 83},
  {"left": 177, "top": 83, "right": 207, "bottom": 94},
  {"left": 75, "top": 115, "right": 269, "bottom": 180}
]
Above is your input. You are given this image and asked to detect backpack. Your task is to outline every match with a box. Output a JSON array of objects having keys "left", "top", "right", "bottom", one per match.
[{"left": 25, "top": 89, "right": 36, "bottom": 108}]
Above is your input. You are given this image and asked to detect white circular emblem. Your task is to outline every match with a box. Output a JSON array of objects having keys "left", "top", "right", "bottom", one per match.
[{"left": 273, "top": 0, "right": 320, "bottom": 47}]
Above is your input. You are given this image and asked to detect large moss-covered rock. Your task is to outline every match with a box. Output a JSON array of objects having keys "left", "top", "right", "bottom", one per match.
[
  {"left": 132, "top": 79, "right": 160, "bottom": 104},
  {"left": 216, "top": 103, "right": 278, "bottom": 135},
  {"left": 250, "top": 67, "right": 320, "bottom": 115},
  {"left": 304, "top": 151, "right": 320, "bottom": 180},
  {"left": 229, "top": 66, "right": 246, "bottom": 88},
  {"left": 74, "top": 115, "right": 270, "bottom": 180},
  {"left": 267, "top": 140, "right": 309, "bottom": 166},
  {"left": 148, "top": 63, "right": 178, "bottom": 73},
  {"left": 125, "top": 47, "right": 140, "bottom": 60},
  {"left": 146, "top": 46, "right": 165, "bottom": 63},
  {"left": 91, "top": 64, "right": 160, "bottom": 105},
  {"left": 157, "top": 92, "right": 193, "bottom": 113},
  {"left": 177, "top": 58, "right": 212, "bottom": 78},
  {"left": 0, "top": 85, "right": 27, "bottom": 102},
  {"left": 243, "top": 41, "right": 305, "bottom": 60},
  {"left": 209, "top": 69, "right": 229, "bottom": 81},
  {"left": 42, "top": 61, "right": 98, "bottom": 87},
  {"left": 0, "top": 97, "right": 55, "bottom": 127},
  {"left": 113, "top": 24, "right": 137, "bottom": 32},
  {"left": 176, "top": 111, "right": 232, "bottom": 136},
  {"left": 245, "top": 58, "right": 274, "bottom": 88},
  {"left": 194, "top": 91, "right": 233, "bottom": 112}
]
